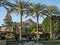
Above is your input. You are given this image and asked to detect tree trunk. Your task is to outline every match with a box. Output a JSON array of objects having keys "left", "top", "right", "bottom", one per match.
[
  {"left": 36, "top": 16, "right": 39, "bottom": 40},
  {"left": 20, "top": 9, "right": 23, "bottom": 40},
  {"left": 20, "top": 14, "right": 22, "bottom": 40},
  {"left": 49, "top": 15, "right": 52, "bottom": 40}
]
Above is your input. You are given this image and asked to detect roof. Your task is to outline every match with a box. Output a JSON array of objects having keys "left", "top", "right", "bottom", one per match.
[{"left": 18, "top": 19, "right": 36, "bottom": 27}]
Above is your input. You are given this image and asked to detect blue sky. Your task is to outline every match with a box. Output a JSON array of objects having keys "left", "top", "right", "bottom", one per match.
[{"left": 0, "top": 0, "right": 60, "bottom": 26}]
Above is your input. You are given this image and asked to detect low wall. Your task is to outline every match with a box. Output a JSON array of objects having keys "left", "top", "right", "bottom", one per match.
[{"left": 0, "top": 40, "right": 6, "bottom": 45}]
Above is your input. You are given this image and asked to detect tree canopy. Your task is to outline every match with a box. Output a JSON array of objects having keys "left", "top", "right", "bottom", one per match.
[
  {"left": 42, "top": 16, "right": 59, "bottom": 34},
  {"left": 4, "top": 11, "right": 12, "bottom": 27}
]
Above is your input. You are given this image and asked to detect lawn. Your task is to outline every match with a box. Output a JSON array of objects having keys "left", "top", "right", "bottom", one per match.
[
  {"left": 6, "top": 41, "right": 19, "bottom": 45},
  {"left": 39, "top": 40, "right": 60, "bottom": 45},
  {"left": 6, "top": 40, "right": 60, "bottom": 45}
]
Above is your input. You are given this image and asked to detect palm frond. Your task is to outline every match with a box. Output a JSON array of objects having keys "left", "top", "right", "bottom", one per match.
[
  {"left": 44, "top": 5, "right": 60, "bottom": 16},
  {"left": 9, "top": 8, "right": 19, "bottom": 15},
  {"left": 2, "top": 5, "right": 9, "bottom": 10},
  {"left": 41, "top": 9, "right": 48, "bottom": 16}
]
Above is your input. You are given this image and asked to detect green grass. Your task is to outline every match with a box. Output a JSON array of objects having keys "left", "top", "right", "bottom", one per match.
[
  {"left": 6, "top": 40, "right": 60, "bottom": 45},
  {"left": 6, "top": 41, "right": 19, "bottom": 45},
  {"left": 38, "top": 40, "right": 60, "bottom": 45}
]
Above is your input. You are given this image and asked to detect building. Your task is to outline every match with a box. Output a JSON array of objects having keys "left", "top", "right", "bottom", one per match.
[{"left": 0, "top": 19, "right": 37, "bottom": 39}]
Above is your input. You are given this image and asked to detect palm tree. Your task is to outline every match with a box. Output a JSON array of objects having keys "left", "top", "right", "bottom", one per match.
[
  {"left": 42, "top": 5, "right": 60, "bottom": 40},
  {"left": 26, "top": 3, "right": 46, "bottom": 40},
  {"left": 6, "top": 0, "right": 30, "bottom": 40}
]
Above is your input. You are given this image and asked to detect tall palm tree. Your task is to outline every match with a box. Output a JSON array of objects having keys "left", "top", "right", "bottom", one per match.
[
  {"left": 6, "top": 0, "right": 30, "bottom": 40},
  {"left": 42, "top": 5, "right": 60, "bottom": 40},
  {"left": 26, "top": 3, "right": 46, "bottom": 40}
]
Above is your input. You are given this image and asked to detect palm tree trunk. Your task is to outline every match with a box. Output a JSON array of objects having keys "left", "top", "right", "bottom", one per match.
[
  {"left": 36, "top": 16, "right": 39, "bottom": 40},
  {"left": 49, "top": 15, "right": 52, "bottom": 40},
  {"left": 20, "top": 14, "right": 22, "bottom": 40}
]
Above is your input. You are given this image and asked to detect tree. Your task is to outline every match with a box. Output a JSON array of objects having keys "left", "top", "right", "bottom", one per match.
[
  {"left": 42, "top": 17, "right": 50, "bottom": 33},
  {"left": 4, "top": 10, "right": 12, "bottom": 31},
  {"left": 12, "top": 22, "right": 20, "bottom": 40},
  {"left": 42, "top": 16, "right": 59, "bottom": 40},
  {"left": 42, "top": 5, "right": 60, "bottom": 40},
  {"left": 26, "top": 24, "right": 36, "bottom": 38},
  {"left": 12, "top": 22, "right": 19, "bottom": 34},
  {"left": 52, "top": 19, "right": 59, "bottom": 40},
  {"left": 26, "top": 26, "right": 33, "bottom": 35},
  {"left": 6, "top": 0, "right": 30, "bottom": 40},
  {"left": 26, "top": 3, "right": 46, "bottom": 40}
]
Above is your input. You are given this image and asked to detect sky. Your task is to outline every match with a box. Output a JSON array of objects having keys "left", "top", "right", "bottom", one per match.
[{"left": 0, "top": 0, "right": 60, "bottom": 26}]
